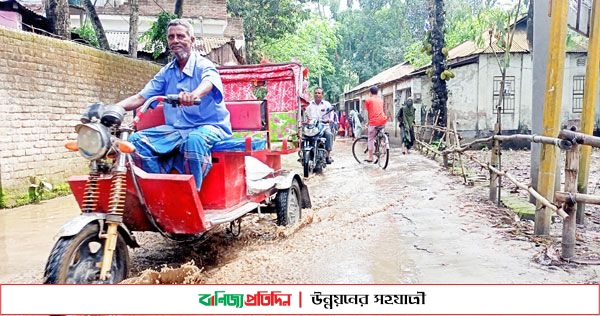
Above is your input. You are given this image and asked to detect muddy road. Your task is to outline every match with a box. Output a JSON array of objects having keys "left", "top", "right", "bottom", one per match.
[{"left": 1, "top": 138, "right": 599, "bottom": 284}]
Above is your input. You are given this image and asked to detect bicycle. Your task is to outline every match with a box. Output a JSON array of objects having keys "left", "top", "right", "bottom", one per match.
[{"left": 352, "top": 126, "right": 390, "bottom": 169}]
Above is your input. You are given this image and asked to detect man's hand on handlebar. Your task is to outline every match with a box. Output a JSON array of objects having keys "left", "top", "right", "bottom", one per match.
[{"left": 178, "top": 91, "right": 200, "bottom": 106}]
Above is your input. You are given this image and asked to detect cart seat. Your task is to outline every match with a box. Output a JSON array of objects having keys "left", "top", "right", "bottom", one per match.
[
  {"left": 134, "top": 100, "right": 269, "bottom": 152},
  {"left": 212, "top": 137, "right": 267, "bottom": 152}
]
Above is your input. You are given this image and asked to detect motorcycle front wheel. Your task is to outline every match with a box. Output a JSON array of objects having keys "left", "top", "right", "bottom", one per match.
[
  {"left": 43, "top": 223, "right": 130, "bottom": 284},
  {"left": 303, "top": 152, "right": 310, "bottom": 178},
  {"left": 313, "top": 148, "right": 323, "bottom": 173}
]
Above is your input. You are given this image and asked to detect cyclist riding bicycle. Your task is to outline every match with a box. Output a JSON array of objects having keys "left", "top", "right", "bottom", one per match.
[{"left": 364, "top": 85, "right": 388, "bottom": 163}]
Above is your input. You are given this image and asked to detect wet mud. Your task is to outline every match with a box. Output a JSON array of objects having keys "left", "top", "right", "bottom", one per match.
[{"left": 1, "top": 138, "right": 599, "bottom": 284}]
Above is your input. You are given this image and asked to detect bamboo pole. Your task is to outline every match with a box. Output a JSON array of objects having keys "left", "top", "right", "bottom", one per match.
[
  {"left": 432, "top": 129, "right": 446, "bottom": 160},
  {"left": 441, "top": 134, "right": 568, "bottom": 156},
  {"left": 416, "top": 139, "right": 443, "bottom": 156},
  {"left": 562, "top": 143, "right": 579, "bottom": 259},
  {"left": 536, "top": 0, "right": 569, "bottom": 236},
  {"left": 578, "top": 0, "right": 600, "bottom": 226},
  {"left": 452, "top": 114, "right": 467, "bottom": 184},
  {"left": 414, "top": 124, "right": 457, "bottom": 134},
  {"left": 490, "top": 137, "right": 500, "bottom": 204},
  {"left": 417, "top": 109, "right": 432, "bottom": 142},
  {"left": 556, "top": 191, "right": 600, "bottom": 204},
  {"left": 465, "top": 154, "right": 568, "bottom": 219},
  {"left": 428, "top": 110, "right": 440, "bottom": 145},
  {"left": 559, "top": 129, "right": 600, "bottom": 148},
  {"left": 416, "top": 109, "right": 432, "bottom": 152},
  {"left": 421, "top": 111, "right": 441, "bottom": 156}
]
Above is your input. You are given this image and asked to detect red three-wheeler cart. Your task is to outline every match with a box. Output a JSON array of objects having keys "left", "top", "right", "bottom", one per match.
[{"left": 43, "top": 62, "right": 311, "bottom": 284}]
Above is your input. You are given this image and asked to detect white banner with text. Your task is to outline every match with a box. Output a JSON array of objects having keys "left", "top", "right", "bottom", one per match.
[{"left": 1, "top": 284, "right": 598, "bottom": 315}]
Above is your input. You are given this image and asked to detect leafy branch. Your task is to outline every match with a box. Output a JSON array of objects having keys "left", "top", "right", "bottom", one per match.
[{"left": 139, "top": 11, "right": 178, "bottom": 59}]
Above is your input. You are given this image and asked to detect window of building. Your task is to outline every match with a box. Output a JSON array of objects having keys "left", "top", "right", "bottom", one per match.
[
  {"left": 492, "top": 76, "right": 516, "bottom": 114},
  {"left": 572, "top": 75, "right": 584, "bottom": 113}
]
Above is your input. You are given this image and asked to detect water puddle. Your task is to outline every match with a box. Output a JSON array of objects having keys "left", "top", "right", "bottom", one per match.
[{"left": 0, "top": 195, "right": 79, "bottom": 283}]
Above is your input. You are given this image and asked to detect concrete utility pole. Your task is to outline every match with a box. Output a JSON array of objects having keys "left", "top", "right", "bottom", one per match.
[
  {"left": 577, "top": 0, "right": 600, "bottom": 225},
  {"left": 529, "top": 0, "right": 550, "bottom": 205},
  {"left": 534, "top": 0, "right": 569, "bottom": 236}
]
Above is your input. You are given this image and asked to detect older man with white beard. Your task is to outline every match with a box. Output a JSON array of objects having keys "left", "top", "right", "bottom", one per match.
[{"left": 117, "top": 19, "right": 232, "bottom": 191}]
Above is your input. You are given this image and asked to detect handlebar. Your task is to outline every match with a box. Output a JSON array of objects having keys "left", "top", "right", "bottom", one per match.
[
  {"left": 134, "top": 94, "right": 201, "bottom": 124},
  {"left": 304, "top": 107, "right": 335, "bottom": 125}
]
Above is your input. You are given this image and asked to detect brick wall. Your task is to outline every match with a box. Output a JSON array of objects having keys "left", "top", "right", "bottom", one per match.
[{"left": 0, "top": 27, "right": 161, "bottom": 206}]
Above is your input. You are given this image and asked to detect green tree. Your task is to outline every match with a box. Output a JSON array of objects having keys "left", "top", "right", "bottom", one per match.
[
  {"left": 82, "top": 0, "right": 109, "bottom": 49},
  {"left": 259, "top": 16, "right": 339, "bottom": 99},
  {"left": 140, "top": 11, "right": 177, "bottom": 59},
  {"left": 227, "top": 0, "right": 311, "bottom": 64},
  {"left": 72, "top": 20, "right": 99, "bottom": 47},
  {"left": 484, "top": 0, "right": 525, "bottom": 204},
  {"left": 334, "top": 0, "right": 426, "bottom": 82},
  {"left": 44, "top": 0, "right": 70, "bottom": 39},
  {"left": 404, "top": 0, "right": 505, "bottom": 67}
]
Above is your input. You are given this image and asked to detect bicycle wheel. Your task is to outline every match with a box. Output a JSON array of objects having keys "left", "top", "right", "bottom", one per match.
[
  {"left": 376, "top": 135, "right": 389, "bottom": 169},
  {"left": 352, "top": 136, "right": 369, "bottom": 164}
]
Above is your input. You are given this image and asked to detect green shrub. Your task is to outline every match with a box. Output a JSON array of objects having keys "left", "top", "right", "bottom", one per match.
[{"left": 72, "top": 21, "right": 100, "bottom": 48}]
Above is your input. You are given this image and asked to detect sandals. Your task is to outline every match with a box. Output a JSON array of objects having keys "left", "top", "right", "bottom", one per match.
[{"left": 363, "top": 159, "right": 374, "bottom": 163}]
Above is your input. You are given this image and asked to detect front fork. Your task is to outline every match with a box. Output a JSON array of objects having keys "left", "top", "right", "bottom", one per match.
[{"left": 98, "top": 130, "right": 130, "bottom": 281}]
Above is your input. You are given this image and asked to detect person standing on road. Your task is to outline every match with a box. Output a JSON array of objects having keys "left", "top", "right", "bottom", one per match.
[
  {"left": 397, "top": 98, "right": 416, "bottom": 154},
  {"left": 348, "top": 109, "right": 362, "bottom": 139},
  {"left": 339, "top": 111, "right": 349, "bottom": 137},
  {"left": 364, "top": 86, "right": 388, "bottom": 163},
  {"left": 116, "top": 19, "right": 232, "bottom": 191},
  {"left": 331, "top": 109, "right": 339, "bottom": 138},
  {"left": 305, "top": 87, "right": 335, "bottom": 164}
]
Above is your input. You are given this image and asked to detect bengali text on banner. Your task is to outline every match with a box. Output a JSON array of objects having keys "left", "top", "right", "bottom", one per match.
[{"left": 1, "top": 284, "right": 598, "bottom": 315}]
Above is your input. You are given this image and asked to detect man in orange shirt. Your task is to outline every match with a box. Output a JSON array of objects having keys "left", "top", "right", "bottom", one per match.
[{"left": 364, "top": 86, "right": 388, "bottom": 163}]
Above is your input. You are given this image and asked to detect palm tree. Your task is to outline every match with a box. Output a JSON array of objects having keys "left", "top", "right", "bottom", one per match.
[{"left": 428, "top": 0, "right": 448, "bottom": 128}]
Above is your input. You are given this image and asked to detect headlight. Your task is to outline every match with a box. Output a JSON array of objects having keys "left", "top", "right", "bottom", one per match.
[
  {"left": 75, "top": 123, "right": 111, "bottom": 160},
  {"left": 101, "top": 105, "right": 125, "bottom": 127},
  {"left": 303, "top": 125, "right": 319, "bottom": 137}
]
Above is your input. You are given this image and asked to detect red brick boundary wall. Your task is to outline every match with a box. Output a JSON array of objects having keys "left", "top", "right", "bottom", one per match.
[{"left": 0, "top": 27, "right": 161, "bottom": 207}]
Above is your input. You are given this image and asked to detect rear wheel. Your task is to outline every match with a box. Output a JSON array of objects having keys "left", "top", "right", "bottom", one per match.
[
  {"left": 352, "top": 136, "right": 369, "bottom": 163},
  {"left": 43, "top": 223, "right": 129, "bottom": 284},
  {"left": 375, "top": 136, "right": 390, "bottom": 170},
  {"left": 377, "top": 148, "right": 390, "bottom": 169},
  {"left": 276, "top": 179, "right": 302, "bottom": 226}
]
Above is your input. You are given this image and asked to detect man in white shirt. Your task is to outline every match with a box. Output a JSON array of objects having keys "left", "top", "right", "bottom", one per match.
[{"left": 304, "top": 87, "right": 335, "bottom": 164}]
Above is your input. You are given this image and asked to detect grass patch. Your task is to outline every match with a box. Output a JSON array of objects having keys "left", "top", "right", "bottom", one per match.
[
  {"left": 501, "top": 194, "right": 535, "bottom": 220},
  {"left": 1, "top": 182, "right": 72, "bottom": 209}
]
